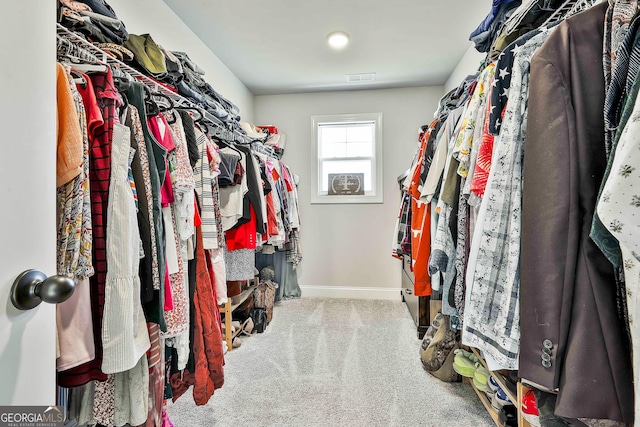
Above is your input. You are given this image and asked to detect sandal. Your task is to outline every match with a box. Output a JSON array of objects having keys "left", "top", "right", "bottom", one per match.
[
  {"left": 232, "top": 336, "right": 242, "bottom": 348},
  {"left": 239, "top": 317, "right": 256, "bottom": 337}
]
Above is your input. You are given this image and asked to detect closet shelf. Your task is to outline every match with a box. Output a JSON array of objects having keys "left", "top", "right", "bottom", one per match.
[
  {"left": 470, "top": 348, "right": 517, "bottom": 404},
  {"left": 56, "top": 24, "right": 252, "bottom": 144},
  {"left": 467, "top": 347, "right": 532, "bottom": 427},
  {"left": 229, "top": 282, "right": 259, "bottom": 312},
  {"left": 464, "top": 377, "right": 501, "bottom": 427},
  {"left": 219, "top": 278, "right": 258, "bottom": 351}
]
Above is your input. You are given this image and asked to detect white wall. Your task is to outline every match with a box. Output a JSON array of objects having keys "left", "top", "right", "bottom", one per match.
[
  {"left": 255, "top": 87, "right": 444, "bottom": 299},
  {"left": 445, "top": 45, "right": 486, "bottom": 92},
  {"left": 109, "top": 0, "right": 255, "bottom": 122}
]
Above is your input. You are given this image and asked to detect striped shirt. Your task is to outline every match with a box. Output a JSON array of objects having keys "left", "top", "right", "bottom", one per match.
[
  {"left": 58, "top": 70, "right": 121, "bottom": 387},
  {"left": 193, "top": 127, "right": 219, "bottom": 249}
]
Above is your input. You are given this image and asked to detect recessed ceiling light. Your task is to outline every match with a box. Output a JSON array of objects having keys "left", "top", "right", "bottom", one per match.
[{"left": 327, "top": 31, "right": 350, "bottom": 49}]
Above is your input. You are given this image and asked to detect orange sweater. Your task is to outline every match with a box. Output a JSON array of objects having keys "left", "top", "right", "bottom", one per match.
[{"left": 56, "top": 63, "right": 83, "bottom": 186}]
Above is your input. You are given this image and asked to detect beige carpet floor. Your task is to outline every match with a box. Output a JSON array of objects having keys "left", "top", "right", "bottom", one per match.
[{"left": 166, "top": 297, "right": 494, "bottom": 427}]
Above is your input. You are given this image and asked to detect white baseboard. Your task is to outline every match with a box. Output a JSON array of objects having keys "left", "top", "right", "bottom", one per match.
[{"left": 299, "top": 285, "right": 401, "bottom": 301}]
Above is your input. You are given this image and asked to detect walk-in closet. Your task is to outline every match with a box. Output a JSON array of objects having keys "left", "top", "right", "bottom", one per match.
[{"left": 0, "top": 1, "right": 639, "bottom": 426}]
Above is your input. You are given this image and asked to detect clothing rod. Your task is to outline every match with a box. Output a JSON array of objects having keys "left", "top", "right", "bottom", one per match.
[
  {"left": 251, "top": 141, "right": 277, "bottom": 158},
  {"left": 56, "top": 23, "right": 255, "bottom": 145}
]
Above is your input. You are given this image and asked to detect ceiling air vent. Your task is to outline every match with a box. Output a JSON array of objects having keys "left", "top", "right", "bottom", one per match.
[{"left": 346, "top": 73, "right": 376, "bottom": 83}]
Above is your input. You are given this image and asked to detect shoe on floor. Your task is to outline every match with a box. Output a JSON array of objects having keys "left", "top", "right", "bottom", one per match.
[
  {"left": 455, "top": 348, "right": 479, "bottom": 363},
  {"left": 498, "top": 404, "right": 517, "bottom": 427},
  {"left": 453, "top": 350, "right": 477, "bottom": 377},
  {"left": 232, "top": 336, "right": 242, "bottom": 348},
  {"left": 473, "top": 364, "right": 490, "bottom": 392},
  {"left": 487, "top": 375, "right": 500, "bottom": 393},
  {"left": 521, "top": 387, "right": 541, "bottom": 427},
  {"left": 491, "top": 385, "right": 511, "bottom": 411}
]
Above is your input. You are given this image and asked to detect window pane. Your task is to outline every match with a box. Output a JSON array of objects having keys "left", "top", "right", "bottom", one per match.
[
  {"left": 320, "top": 159, "right": 372, "bottom": 192},
  {"left": 346, "top": 142, "right": 372, "bottom": 157},
  {"left": 319, "top": 126, "right": 346, "bottom": 144},
  {"left": 346, "top": 124, "right": 373, "bottom": 143},
  {"left": 321, "top": 142, "right": 347, "bottom": 158}
]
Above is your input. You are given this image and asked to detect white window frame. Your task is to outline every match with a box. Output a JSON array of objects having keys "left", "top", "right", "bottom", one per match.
[{"left": 311, "top": 112, "right": 383, "bottom": 204}]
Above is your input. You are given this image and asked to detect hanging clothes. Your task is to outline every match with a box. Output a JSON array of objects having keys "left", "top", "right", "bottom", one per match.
[
  {"left": 127, "top": 81, "right": 167, "bottom": 332},
  {"left": 58, "top": 69, "right": 122, "bottom": 387},
  {"left": 597, "top": 83, "right": 640, "bottom": 423},
  {"left": 56, "top": 65, "right": 95, "bottom": 372},
  {"left": 408, "top": 121, "right": 441, "bottom": 296},
  {"left": 463, "top": 30, "right": 550, "bottom": 371},
  {"left": 101, "top": 121, "right": 150, "bottom": 375},
  {"left": 521, "top": 3, "right": 633, "bottom": 422}
]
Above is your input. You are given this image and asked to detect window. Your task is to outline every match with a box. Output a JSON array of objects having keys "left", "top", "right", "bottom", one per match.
[{"left": 311, "top": 113, "right": 383, "bottom": 204}]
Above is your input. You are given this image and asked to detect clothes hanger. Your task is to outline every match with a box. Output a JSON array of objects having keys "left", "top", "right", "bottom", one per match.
[
  {"left": 69, "top": 69, "right": 87, "bottom": 86},
  {"left": 175, "top": 105, "right": 205, "bottom": 125},
  {"left": 565, "top": 0, "right": 599, "bottom": 17},
  {"left": 152, "top": 92, "right": 175, "bottom": 113},
  {"left": 541, "top": 0, "right": 576, "bottom": 27},
  {"left": 152, "top": 92, "right": 178, "bottom": 124},
  {"left": 57, "top": 37, "right": 108, "bottom": 75},
  {"left": 143, "top": 85, "right": 160, "bottom": 117}
]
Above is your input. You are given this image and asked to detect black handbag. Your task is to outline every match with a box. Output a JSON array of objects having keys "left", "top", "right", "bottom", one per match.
[{"left": 250, "top": 308, "right": 268, "bottom": 334}]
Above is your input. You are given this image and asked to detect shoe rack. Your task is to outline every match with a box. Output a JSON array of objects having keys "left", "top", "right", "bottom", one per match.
[
  {"left": 465, "top": 347, "right": 533, "bottom": 427},
  {"left": 219, "top": 277, "right": 259, "bottom": 351}
]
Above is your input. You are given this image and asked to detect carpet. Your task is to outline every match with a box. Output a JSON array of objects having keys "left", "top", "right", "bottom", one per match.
[{"left": 166, "top": 298, "right": 494, "bottom": 427}]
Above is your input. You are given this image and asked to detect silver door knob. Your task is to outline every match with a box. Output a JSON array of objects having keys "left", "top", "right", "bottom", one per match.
[{"left": 10, "top": 270, "right": 75, "bottom": 310}]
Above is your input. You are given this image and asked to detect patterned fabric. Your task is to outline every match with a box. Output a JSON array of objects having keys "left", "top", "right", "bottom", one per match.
[
  {"left": 93, "top": 374, "right": 115, "bottom": 426},
  {"left": 617, "top": 247, "right": 640, "bottom": 424},
  {"left": 193, "top": 127, "right": 219, "bottom": 249},
  {"left": 429, "top": 202, "right": 456, "bottom": 298},
  {"left": 604, "top": 12, "right": 640, "bottom": 158},
  {"left": 597, "top": 92, "right": 640, "bottom": 427},
  {"left": 452, "top": 64, "right": 495, "bottom": 178},
  {"left": 453, "top": 175, "right": 468, "bottom": 318},
  {"left": 211, "top": 177, "right": 226, "bottom": 249},
  {"left": 128, "top": 105, "right": 161, "bottom": 292},
  {"left": 470, "top": 103, "right": 494, "bottom": 198},
  {"left": 430, "top": 115, "right": 465, "bottom": 316},
  {"left": 432, "top": 206, "right": 459, "bottom": 318},
  {"left": 147, "top": 322, "right": 162, "bottom": 368},
  {"left": 162, "top": 208, "right": 190, "bottom": 338},
  {"left": 488, "top": 26, "right": 549, "bottom": 135},
  {"left": 57, "top": 66, "right": 93, "bottom": 280},
  {"left": 58, "top": 70, "right": 121, "bottom": 387},
  {"left": 146, "top": 335, "right": 165, "bottom": 427},
  {"left": 167, "top": 112, "right": 196, "bottom": 247},
  {"left": 286, "top": 230, "right": 303, "bottom": 267},
  {"left": 462, "top": 30, "right": 551, "bottom": 369},
  {"left": 603, "top": 0, "right": 638, "bottom": 95},
  {"left": 598, "top": 96, "right": 640, "bottom": 263},
  {"left": 393, "top": 192, "right": 412, "bottom": 257},
  {"left": 158, "top": 110, "right": 193, "bottom": 339},
  {"left": 463, "top": 66, "right": 494, "bottom": 206},
  {"left": 593, "top": 15, "right": 640, "bottom": 268},
  {"left": 167, "top": 112, "right": 196, "bottom": 194},
  {"left": 223, "top": 248, "right": 256, "bottom": 281}
]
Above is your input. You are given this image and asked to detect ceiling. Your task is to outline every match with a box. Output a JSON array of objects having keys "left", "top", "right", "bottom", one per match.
[{"left": 161, "top": 0, "right": 493, "bottom": 96}]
